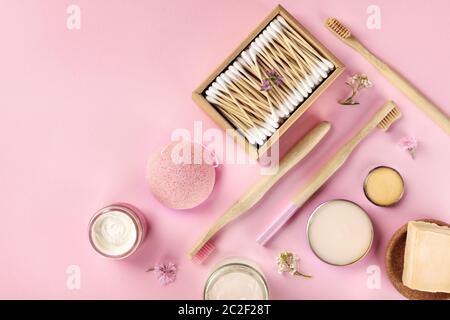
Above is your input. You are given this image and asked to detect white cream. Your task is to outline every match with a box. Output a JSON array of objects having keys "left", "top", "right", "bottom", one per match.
[
  {"left": 308, "top": 200, "right": 373, "bottom": 266},
  {"left": 207, "top": 271, "right": 265, "bottom": 300},
  {"left": 204, "top": 258, "right": 269, "bottom": 300},
  {"left": 91, "top": 210, "right": 137, "bottom": 256}
]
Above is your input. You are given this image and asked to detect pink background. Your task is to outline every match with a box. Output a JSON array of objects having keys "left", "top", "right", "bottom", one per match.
[{"left": 0, "top": 0, "right": 449, "bottom": 299}]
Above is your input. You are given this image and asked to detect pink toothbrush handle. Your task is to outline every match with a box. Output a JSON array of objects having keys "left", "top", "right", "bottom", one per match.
[{"left": 256, "top": 201, "right": 300, "bottom": 246}]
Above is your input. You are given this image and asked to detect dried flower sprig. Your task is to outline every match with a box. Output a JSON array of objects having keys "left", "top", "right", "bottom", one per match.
[
  {"left": 260, "top": 69, "right": 284, "bottom": 91},
  {"left": 147, "top": 262, "right": 177, "bottom": 285},
  {"left": 276, "top": 252, "right": 311, "bottom": 278},
  {"left": 399, "top": 136, "right": 418, "bottom": 159},
  {"left": 260, "top": 79, "right": 272, "bottom": 91},
  {"left": 339, "top": 74, "right": 373, "bottom": 105}
]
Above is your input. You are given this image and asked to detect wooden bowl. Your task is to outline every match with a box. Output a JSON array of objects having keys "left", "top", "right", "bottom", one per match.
[{"left": 385, "top": 219, "right": 450, "bottom": 300}]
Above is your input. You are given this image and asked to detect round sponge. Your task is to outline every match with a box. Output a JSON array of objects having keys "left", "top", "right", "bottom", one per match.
[{"left": 146, "top": 141, "right": 216, "bottom": 209}]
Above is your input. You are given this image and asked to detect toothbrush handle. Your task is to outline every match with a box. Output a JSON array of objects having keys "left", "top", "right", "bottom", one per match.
[
  {"left": 256, "top": 118, "right": 369, "bottom": 246},
  {"left": 255, "top": 151, "right": 350, "bottom": 246},
  {"left": 347, "top": 37, "right": 450, "bottom": 136},
  {"left": 256, "top": 201, "right": 300, "bottom": 246},
  {"left": 188, "top": 122, "right": 331, "bottom": 258},
  {"left": 256, "top": 102, "right": 398, "bottom": 245}
]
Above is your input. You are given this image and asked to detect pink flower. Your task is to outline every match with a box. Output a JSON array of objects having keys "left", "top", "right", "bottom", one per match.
[
  {"left": 268, "top": 69, "right": 284, "bottom": 87},
  {"left": 148, "top": 262, "right": 177, "bottom": 285},
  {"left": 260, "top": 79, "right": 272, "bottom": 91},
  {"left": 399, "top": 136, "right": 418, "bottom": 159},
  {"left": 260, "top": 69, "right": 284, "bottom": 91}
]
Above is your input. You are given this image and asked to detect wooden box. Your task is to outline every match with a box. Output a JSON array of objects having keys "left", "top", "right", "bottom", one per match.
[{"left": 192, "top": 5, "right": 344, "bottom": 159}]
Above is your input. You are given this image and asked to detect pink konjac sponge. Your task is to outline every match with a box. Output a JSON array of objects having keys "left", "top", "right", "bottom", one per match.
[{"left": 146, "top": 141, "right": 216, "bottom": 210}]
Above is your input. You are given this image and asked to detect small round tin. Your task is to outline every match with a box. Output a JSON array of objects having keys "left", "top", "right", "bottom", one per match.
[
  {"left": 307, "top": 200, "right": 374, "bottom": 266},
  {"left": 363, "top": 166, "right": 405, "bottom": 207}
]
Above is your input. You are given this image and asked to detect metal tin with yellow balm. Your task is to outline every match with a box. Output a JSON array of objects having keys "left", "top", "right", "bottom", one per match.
[{"left": 363, "top": 166, "right": 405, "bottom": 207}]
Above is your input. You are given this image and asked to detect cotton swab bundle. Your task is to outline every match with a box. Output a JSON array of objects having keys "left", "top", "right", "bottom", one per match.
[{"left": 204, "top": 15, "right": 335, "bottom": 147}]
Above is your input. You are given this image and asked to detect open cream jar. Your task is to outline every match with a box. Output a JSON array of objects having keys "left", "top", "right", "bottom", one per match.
[
  {"left": 203, "top": 257, "right": 269, "bottom": 300},
  {"left": 307, "top": 200, "right": 373, "bottom": 266},
  {"left": 88, "top": 203, "right": 147, "bottom": 259}
]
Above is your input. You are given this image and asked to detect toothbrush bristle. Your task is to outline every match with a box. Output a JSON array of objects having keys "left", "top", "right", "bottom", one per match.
[
  {"left": 378, "top": 103, "right": 402, "bottom": 131},
  {"left": 191, "top": 241, "right": 215, "bottom": 264},
  {"left": 326, "top": 17, "right": 351, "bottom": 39}
]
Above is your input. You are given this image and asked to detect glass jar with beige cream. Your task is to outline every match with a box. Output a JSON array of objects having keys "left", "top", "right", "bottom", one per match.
[{"left": 203, "top": 257, "right": 269, "bottom": 300}]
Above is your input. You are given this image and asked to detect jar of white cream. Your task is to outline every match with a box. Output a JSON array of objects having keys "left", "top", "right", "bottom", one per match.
[
  {"left": 203, "top": 257, "right": 269, "bottom": 300},
  {"left": 307, "top": 200, "right": 373, "bottom": 266},
  {"left": 88, "top": 203, "right": 147, "bottom": 259}
]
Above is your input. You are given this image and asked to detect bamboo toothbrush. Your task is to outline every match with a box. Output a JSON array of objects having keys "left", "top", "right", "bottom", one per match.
[
  {"left": 188, "top": 121, "right": 331, "bottom": 263},
  {"left": 326, "top": 17, "right": 450, "bottom": 136},
  {"left": 256, "top": 101, "right": 402, "bottom": 246}
]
